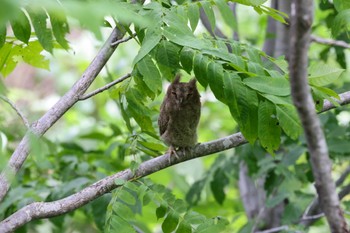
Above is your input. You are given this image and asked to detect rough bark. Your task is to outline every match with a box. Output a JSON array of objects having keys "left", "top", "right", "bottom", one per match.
[{"left": 289, "top": 0, "right": 349, "bottom": 232}]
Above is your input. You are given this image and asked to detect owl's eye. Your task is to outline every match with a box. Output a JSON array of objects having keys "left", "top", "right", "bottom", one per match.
[
  {"left": 187, "top": 93, "right": 193, "bottom": 97},
  {"left": 171, "top": 91, "right": 177, "bottom": 97}
]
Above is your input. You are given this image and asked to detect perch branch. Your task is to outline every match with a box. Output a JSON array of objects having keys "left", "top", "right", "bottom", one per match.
[
  {"left": 78, "top": 73, "right": 132, "bottom": 100},
  {"left": 0, "top": 95, "right": 30, "bottom": 128},
  {"left": 0, "top": 27, "right": 126, "bottom": 203},
  {"left": 311, "top": 35, "right": 350, "bottom": 49},
  {"left": 289, "top": 0, "right": 348, "bottom": 231}
]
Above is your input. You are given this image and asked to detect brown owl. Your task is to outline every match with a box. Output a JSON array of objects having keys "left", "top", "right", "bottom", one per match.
[{"left": 158, "top": 75, "right": 201, "bottom": 159}]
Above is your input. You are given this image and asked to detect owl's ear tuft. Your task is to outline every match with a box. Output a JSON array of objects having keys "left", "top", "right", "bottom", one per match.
[
  {"left": 173, "top": 75, "right": 181, "bottom": 84},
  {"left": 189, "top": 78, "right": 197, "bottom": 86}
]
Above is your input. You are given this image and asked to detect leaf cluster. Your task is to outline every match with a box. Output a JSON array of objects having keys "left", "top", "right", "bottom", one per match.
[{"left": 106, "top": 179, "right": 229, "bottom": 233}]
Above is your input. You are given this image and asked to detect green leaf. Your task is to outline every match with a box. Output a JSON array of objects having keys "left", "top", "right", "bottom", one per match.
[
  {"left": 215, "top": 0, "right": 237, "bottom": 31},
  {"left": 137, "top": 55, "right": 162, "bottom": 94},
  {"left": 258, "top": 5, "right": 287, "bottom": 24},
  {"left": 247, "top": 61, "right": 265, "bottom": 75},
  {"left": 49, "top": 10, "right": 70, "bottom": 49},
  {"left": 10, "top": 9, "right": 31, "bottom": 44},
  {"left": 0, "top": 44, "right": 20, "bottom": 77},
  {"left": 162, "top": 211, "right": 179, "bottom": 233},
  {"left": 125, "top": 88, "right": 155, "bottom": 133},
  {"left": 202, "top": 48, "right": 245, "bottom": 71},
  {"left": 261, "top": 94, "right": 292, "bottom": 105},
  {"left": 133, "top": 28, "right": 162, "bottom": 66},
  {"left": 188, "top": 3, "right": 200, "bottom": 31},
  {"left": 243, "top": 76, "right": 290, "bottom": 96},
  {"left": 156, "top": 205, "right": 167, "bottom": 219},
  {"left": 276, "top": 104, "right": 302, "bottom": 140},
  {"left": 196, "top": 218, "right": 228, "bottom": 233},
  {"left": 0, "top": 23, "right": 5, "bottom": 48},
  {"left": 193, "top": 53, "right": 209, "bottom": 87},
  {"left": 312, "top": 86, "right": 340, "bottom": 110},
  {"left": 223, "top": 72, "right": 258, "bottom": 143},
  {"left": 118, "top": 189, "right": 136, "bottom": 206},
  {"left": 115, "top": 178, "right": 126, "bottom": 186},
  {"left": 22, "top": 41, "right": 50, "bottom": 70},
  {"left": 107, "top": 215, "right": 135, "bottom": 233},
  {"left": 246, "top": 47, "right": 262, "bottom": 64},
  {"left": 176, "top": 221, "right": 192, "bottom": 233},
  {"left": 328, "top": 140, "right": 350, "bottom": 154},
  {"left": 155, "top": 40, "right": 181, "bottom": 69},
  {"left": 208, "top": 61, "right": 225, "bottom": 102},
  {"left": 266, "top": 192, "right": 289, "bottom": 208},
  {"left": 313, "top": 86, "right": 340, "bottom": 100},
  {"left": 180, "top": 47, "right": 195, "bottom": 74},
  {"left": 163, "top": 10, "right": 209, "bottom": 50},
  {"left": 28, "top": 8, "right": 54, "bottom": 53},
  {"left": 210, "top": 169, "right": 229, "bottom": 205},
  {"left": 201, "top": 1, "right": 216, "bottom": 31},
  {"left": 258, "top": 100, "right": 281, "bottom": 154},
  {"left": 334, "top": 0, "right": 350, "bottom": 11},
  {"left": 332, "top": 9, "right": 350, "bottom": 37},
  {"left": 234, "top": 0, "right": 267, "bottom": 6},
  {"left": 308, "top": 63, "right": 344, "bottom": 86}
]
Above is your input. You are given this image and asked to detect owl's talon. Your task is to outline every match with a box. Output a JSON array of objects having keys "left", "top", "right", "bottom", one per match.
[{"left": 167, "top": 146, "right": 179, "bottom": 163}]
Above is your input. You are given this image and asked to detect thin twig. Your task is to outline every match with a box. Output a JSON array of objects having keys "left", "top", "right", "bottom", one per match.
[
  {"left": 78, "top": 73, "right": 132, "bottom": 100},
  {"left": 111, "top": 34, "right": 135, "bottom": 47},
  {"left": 0, "top": 95, "right": 30, "bottom": 128},
  {"left": 336, "top": 165, "right": 350, "bottom": 187},
  {"left": 255, "top": 225, "right": 289, "bottom": 233},
  {"left": 311, "top": 35, "right": 350, "bottom": 49},
  {"left": 300, "top": 213, "right": 324, "bottom": 221}
]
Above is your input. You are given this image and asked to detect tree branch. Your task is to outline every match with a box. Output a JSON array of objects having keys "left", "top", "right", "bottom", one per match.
[
  {"left": 289, "top": 1, "right": 349, "bottom": 232},
  {"left": 0, "top": 95, "right": 30, "bottom": 128},
  {"left": 0, "top": 27, "right": 126, "bottom": 203},
  {"left": 0, "top": 133, "right": 247, "bottom": 232},
  {"left": 336, "top": 165, "right": 350, "bottom": 187},
  {"left": 255, "top": 225, "right": 289, "bottom": 233},
  {"left": 78, "top": 73, "right": 132, "bottom": 100},
  {"left": 311, "top": 35, "right": 350, "bottom": 49},
  {"left": 110, "top": 34, "right": 135, "bottom": 47}
]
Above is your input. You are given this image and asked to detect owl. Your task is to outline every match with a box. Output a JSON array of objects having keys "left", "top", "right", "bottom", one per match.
[{"left": 158, "top": 75, "right": 201, "bottom": 158}]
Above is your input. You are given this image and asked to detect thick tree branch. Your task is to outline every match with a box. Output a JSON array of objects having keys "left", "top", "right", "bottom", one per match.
[
  {"left": 0, "top": 95, "right": 30, "bottom": 128},
  {"left": 311, "top": 35, "right": 350, "bottom": 49},
  {"left": 0, "top": 27, "right": 126, "bottom": 203},
  {"left": 0, "top": 133, "right": 247, "bottom": 232},
  {"left": 289, "top": 1, "right": 349, "bottom": 232},
  {"left": 78, "top": 73, "right": 132, "bottom": 100}
]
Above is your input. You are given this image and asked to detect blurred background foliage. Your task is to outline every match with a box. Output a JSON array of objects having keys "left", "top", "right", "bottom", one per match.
[{"left": 0, "top": 0, "right": 350, "bottom": 232}]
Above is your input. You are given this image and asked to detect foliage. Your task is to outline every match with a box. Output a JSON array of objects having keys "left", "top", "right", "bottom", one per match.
[
  {"left": 1, "top": 0, "right": 350, "bottom": 232},
  {"left": 106, "top": 179, "right": 229, "bottom": 233}
]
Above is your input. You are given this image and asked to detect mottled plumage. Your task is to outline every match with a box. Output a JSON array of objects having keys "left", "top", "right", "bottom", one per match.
[{"left": 158, "top": 75, "right": 201, "bottom": 158}]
